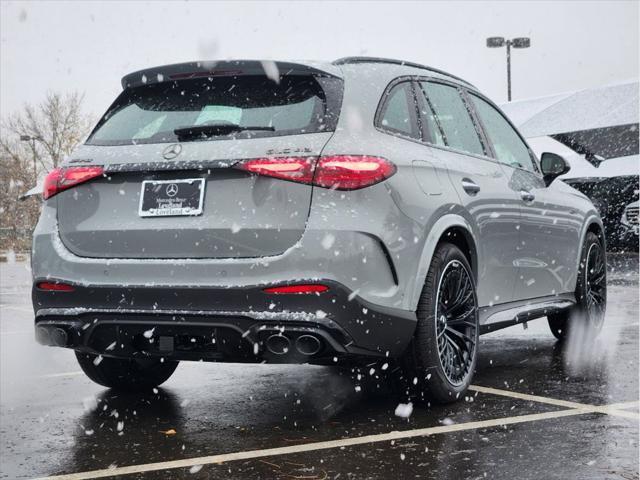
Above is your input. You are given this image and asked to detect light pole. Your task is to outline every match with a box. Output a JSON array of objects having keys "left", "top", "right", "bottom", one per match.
[
  {"left": 486, "top": 37, "right": 530, "bottom": 101},
  {"left": 19, "top": 135, "right": 41, "bottom": 178}
]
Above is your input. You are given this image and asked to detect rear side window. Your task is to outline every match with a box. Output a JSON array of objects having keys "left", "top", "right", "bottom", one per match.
[
  {"left": 377, "top": 82, "right": 420, "bottom": 139},
  {"left": 470, "top": 94, "right": 537, "bottom": 172},
  {"left": 415, "top": 87, "right": 445, "bottom": 147},
  {"left": 87, "top": 75, "right": 342, "bottom": 145},
  {"left": 419, "top": 82, "right": 484, "bottom": 156}
]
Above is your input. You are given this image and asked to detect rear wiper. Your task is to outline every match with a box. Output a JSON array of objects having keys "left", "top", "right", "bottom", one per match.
[{"left": 174, "top": 124, "right": 275, "bottom": 139}]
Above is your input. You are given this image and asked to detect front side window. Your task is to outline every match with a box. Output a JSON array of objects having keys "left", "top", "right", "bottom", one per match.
[
  {"left": 419, "top": 82, "right": 485, "bottom": 156},
  {"left": 87, "top": 75, "right": 342, "bottom": 145},
  {"left": 470, "top": 94, "right": 537, "bottom": 172},
  {"left": 378, "top": 82, "right": 420, "bottom": 139}
]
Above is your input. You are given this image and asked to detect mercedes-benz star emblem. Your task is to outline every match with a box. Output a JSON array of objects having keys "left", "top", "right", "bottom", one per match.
[
  {"left": 162, "top": 143, "right": 182, "bottom": 160},
  {"left": 165, "top": 183, "right": 179, "bottom": 197}
]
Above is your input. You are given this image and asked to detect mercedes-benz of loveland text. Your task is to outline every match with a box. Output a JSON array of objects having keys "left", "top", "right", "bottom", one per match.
[{"left": 32, "top": 58, "right": 607, "bottom": 403}]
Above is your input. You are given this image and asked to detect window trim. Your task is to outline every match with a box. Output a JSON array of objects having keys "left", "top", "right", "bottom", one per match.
[
  {"left": 374, "top": 75, "right": 543, "bottom": 175},
  {"left": 415, "top": 78, "right": 493, "bottom": 160},
  {"left": 413, "top": 80, "right": 446, "bottom": 145},
  {"left": 374, "top": 76, "right": 423, "bottom": 143},
  {"left": 464, "top": 89, "right": 542, "bottom": 176}
]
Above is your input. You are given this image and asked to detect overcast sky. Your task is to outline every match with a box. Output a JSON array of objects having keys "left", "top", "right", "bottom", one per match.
[{"left": 1, "top": 0, "right": 638, "bottom": 117}]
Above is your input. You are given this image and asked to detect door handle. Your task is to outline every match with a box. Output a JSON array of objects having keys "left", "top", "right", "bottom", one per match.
[
  {"left": 520, "top": 190, "right": 535, "bottom": 202},
  {"left": 461, "top": 178, "right": 480, "bottom": 196}
]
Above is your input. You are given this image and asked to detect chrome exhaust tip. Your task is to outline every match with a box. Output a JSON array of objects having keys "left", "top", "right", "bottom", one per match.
[
  {"left": 35, "top": 326, "right": 68, "bottom": 347},
  {"left": 50, "top": 327, "right": 68, "bottom": 347},
  {"left": 35, "top": 326, "right": 51, "bottom": 346},
  {"left": 295, "top": 334, "right": 321, "bottom": 356},
  {"left": 265, "top": 334, "right": 291, "bottom": 355}
]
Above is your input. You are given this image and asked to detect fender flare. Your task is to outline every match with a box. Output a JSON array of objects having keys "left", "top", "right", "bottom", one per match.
[
  {"left": 408, "top": 214, "right": 476, "bottom": 311},
  {"left": 569, "top": 212, "right": 605, "bottom": 292},
  {"left": 579, "top": 212, "right": 605, "bottom": 249}
]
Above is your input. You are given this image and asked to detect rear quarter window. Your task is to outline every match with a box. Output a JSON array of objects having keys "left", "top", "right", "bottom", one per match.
[{"left": 377, "top": 82, "right": 420, "bottom": 140}]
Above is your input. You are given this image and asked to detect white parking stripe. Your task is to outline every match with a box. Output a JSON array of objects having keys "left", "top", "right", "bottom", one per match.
[
  {"left": 606, "top": 400, "right": 640, "bottom": 410},
  {"left": 0, "top": 330, "right": 32, "bottom": 336},
  {"left": 33, "top": 408, "right": 585, "bottom": 480},
  {"left": 469, "top": 385, "right": 640, "bottom": 420},
  {"left": 595, "top": 407, "right": 640, "bottom": 420},
  {"left": 469, "top": 385, "right": 593, "bottom": 409},
  {"left": 38, "top": 371, "right": 84, "bottom": 379}
]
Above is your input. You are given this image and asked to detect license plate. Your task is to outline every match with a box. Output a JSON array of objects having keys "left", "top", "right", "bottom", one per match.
[{"left": 138, "top": 178, "right": 205, "bottom": 217}]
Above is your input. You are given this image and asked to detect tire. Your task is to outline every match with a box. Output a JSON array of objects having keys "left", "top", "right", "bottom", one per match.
[
  {"left": 548, "top": 231, "right": 607, "bottom": 341},
  {"left": 400, "top": 242, "right": 479, "bottom": 404},
  {"left": 76, "top": 352, "right": 179, "bottom": 391}
]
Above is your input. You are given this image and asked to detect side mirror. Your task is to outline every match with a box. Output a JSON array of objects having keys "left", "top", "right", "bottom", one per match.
[{"left": 540, "top": 152, "right": 570, "bottom": 186}]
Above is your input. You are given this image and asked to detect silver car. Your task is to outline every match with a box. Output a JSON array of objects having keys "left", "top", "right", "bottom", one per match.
[{"left": 31, "top": 57, "right": 607, "bottom": 403}]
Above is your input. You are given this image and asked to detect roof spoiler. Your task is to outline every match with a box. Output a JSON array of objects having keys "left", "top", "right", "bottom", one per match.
[{"left": 121, "top": 60, "right": 342, "bottom": 89}]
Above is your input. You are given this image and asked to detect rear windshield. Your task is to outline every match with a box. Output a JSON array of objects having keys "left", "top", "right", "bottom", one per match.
[{"left": 87, "top": 75, "right": 342, "bottom": 146}]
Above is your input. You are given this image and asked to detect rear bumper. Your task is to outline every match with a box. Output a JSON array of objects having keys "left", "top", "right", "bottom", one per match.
[{"left": 33, "top": 281, "right": 416, "bottom": 363}]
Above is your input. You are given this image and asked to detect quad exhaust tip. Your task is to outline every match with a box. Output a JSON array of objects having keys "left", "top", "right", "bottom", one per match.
[
  {"left": 295, "top": 334, "right": 322, "bottom": 356},
  {"left": 265, "top": 334, "right": 291, "bottom": 355},
  {"left": 265, "top": 333, "right": 322, "bottom": 356},
  {"left": 36, "top": 326, "right": 68, "bottom": 347}
]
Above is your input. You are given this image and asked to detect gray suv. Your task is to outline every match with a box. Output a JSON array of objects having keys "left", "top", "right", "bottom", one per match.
[{"left": 31, "top": 58, "right": 607, "bottom": 403}]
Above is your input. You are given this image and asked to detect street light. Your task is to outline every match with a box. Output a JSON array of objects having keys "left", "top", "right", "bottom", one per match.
[
  {"left": 486, "top": 36, "right": 530, "bottom": 101},
  {"left": 19, "top": 135, "right": 42, "bottom": 177}
]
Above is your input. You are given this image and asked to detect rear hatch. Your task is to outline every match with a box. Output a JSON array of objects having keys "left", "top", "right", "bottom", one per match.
[{"left": 56, "top": 62, "right": 343, "bottom": 259}]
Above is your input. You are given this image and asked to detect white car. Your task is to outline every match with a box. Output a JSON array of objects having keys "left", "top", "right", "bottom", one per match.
[{"left": 621, "top": 200, "right": 639, "bottom": 240}]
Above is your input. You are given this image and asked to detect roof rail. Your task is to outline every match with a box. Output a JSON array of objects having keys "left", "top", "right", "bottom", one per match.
[{"left": 332, "top": 56, "right": 475, "bottom": 88}]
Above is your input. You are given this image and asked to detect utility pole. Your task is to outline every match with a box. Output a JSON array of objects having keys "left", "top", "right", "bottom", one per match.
[{"left": 487, "top": 37, "right": 531, "bottom": 102}]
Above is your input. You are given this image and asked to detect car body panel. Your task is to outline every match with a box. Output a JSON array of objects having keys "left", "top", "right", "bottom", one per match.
[
  {"left": 512, "top": 170, "right": 590, "bottom": 298},
  {"left": 435, "top": 148, "right": 522, "bottom": 305},
  {"left": 57, "top": 135, "right": 333, "bottom": 259},
  {"left": 31, "top": 58, "right": 603, "bottom": 362}
]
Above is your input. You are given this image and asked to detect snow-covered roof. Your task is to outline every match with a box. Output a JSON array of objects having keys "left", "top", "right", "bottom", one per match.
[
  {"left": 121, "top": 60, "right": 343, "bottom": 89},
  {"left": 501, "top": 79, "right": 639, "bottom": 138}
]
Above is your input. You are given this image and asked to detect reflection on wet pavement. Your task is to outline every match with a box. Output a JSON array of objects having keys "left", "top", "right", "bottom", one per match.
[{"left": 0, "top": 262, "right": 638, "bottom": 479}]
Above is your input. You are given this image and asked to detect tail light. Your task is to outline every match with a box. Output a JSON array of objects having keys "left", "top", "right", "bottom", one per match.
[
  {"left": 235, "top": 155, "right": 395, "bottom": 190},
  {"left": 314, "top": 155, "right": 396, "bottom": 190},
  {"left": 36, "top": 281, "right": 75, "bottom": 292},
  {"left": 43, "top": 166, "right": 104, "bottom": 200},
  {"left": 235, "top": 157, "right": 315, "bottom": 184},
  {"left": 263, "top": 284, "right": 329, "bottom": 294}
]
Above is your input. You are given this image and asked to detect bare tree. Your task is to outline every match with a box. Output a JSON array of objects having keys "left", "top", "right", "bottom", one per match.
[
  {"left": 1, "top": 91, "right": 91, "bottom": 174},
  {"left": 0, "top": 91, "right": 92, "bottom": 252},
  {"left": 0, "top": 146, "right": 41, "bottom": 252}
]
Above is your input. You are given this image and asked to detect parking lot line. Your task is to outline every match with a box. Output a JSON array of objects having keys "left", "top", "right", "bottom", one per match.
[
  {"left": 469, "top": 384, "right": 589, "bottom": 409},
  {"left": 38, "top": 371, "right": 84, "bottom": 379},
  {"left": 31, "top": 408, "right": 589, "bottom": 480},
  {"left": 606, "top": 400, "right": 640, "bottom": 410},
  {"left": 469, "top": 385, "right": 640, "bottom": 420},
  {"left": 595, "top": 407, "right": 640, "bottom": 420}
]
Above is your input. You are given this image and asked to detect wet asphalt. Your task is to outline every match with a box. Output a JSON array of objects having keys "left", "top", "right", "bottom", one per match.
[{"left": 0, "top": 258, "right": 638, "bottom": 480}]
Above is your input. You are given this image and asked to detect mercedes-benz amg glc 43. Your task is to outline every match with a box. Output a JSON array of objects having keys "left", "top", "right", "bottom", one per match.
[{"left": 31, "top": 58, "right": 607, "bottom": 402}]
